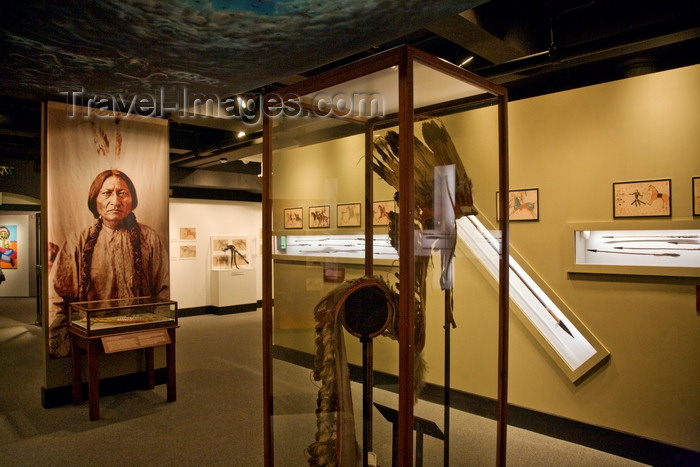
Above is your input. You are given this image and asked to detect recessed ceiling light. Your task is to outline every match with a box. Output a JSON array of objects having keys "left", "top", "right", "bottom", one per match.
[{"left": 459, "top": 56, "right": 474, "bottom": 68}]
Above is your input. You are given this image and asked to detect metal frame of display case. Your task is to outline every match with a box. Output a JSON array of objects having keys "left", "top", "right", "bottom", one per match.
[{"left": 261, "top": 45, "right": 509, "bottom": 466}]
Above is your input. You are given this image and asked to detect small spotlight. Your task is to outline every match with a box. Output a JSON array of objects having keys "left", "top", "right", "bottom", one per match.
[
  {"left": 219, "top": 158, "right": 227, "bottom": 164},
  {"left": 237, "top": 131, "right": 246, "bottom": 138}
]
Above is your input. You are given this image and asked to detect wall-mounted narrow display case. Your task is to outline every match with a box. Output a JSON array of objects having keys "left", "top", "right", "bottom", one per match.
[
  {"left": 569, "top": 221, "right": 700, "bottom": 278},
  {"left": 459, "top": 215, "right": 609, "bottom": 383},
  {"left": 274, "top": 234, "right": 398, "bottom": 261}
]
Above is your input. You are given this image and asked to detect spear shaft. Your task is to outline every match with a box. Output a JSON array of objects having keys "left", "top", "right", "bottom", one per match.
[
  {"left": 613, "top": 246, "right": 700, "bottom": 251},
  {"left": 601, "top": 235, "right": 698, "bottom": 239},
  {"left": 467, "top": 216, "right": 574, "bottom": 337},
  {"left": 587, "top": 248, "right": 680, "bottom": 257}
]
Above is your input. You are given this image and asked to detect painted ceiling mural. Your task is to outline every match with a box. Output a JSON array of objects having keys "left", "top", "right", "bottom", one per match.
[{"left": 1, "top": 0, "right": 487, "bottom": 101}]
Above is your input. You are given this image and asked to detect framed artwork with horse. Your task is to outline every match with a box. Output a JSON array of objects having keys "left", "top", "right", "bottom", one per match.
[
  {"left": 496, "top": 188, "right": 539, "bottom": 221},
  {"left": 283, "top": 207, "right": 303, "bottom": 229},
  {"left": 613, "top": 178, "right": 671, "bottom": 218},
  {"left": 309, "top": 205, "right": 330, "bottom": 229}
]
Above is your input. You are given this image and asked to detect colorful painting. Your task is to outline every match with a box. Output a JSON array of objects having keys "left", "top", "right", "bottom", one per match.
[{"left": 0, "top": 225, "right": 18, "bottom": 269}]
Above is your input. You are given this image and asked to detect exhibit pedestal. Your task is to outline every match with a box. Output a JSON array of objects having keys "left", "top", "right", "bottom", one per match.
[
  {"left": 70, "top": 327, "right": 177, "bottom": 421},
  {"left": 67, "top": 297, "right": 179, "bottom": 420},
  {"left": 211, "top": 269, "right": 257, "bottom": 313}
]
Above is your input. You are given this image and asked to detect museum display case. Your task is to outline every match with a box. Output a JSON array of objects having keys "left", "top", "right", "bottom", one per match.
[
  {"left": 67, "top": 296, "right": 178, "bottom": 420},
  {"left": 262, "top": 45, "right": 510, "bottom": 466},
  {"left": 569, "top": 221, "right": 700, "bottom": 278},
  {"left": 68, "top": 296, "right": 178, "bottom": 337}
]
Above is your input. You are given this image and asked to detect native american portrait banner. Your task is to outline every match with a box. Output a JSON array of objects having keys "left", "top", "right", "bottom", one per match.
[{"left": 44, "top": 101, "right": 170, "bottom": 358}]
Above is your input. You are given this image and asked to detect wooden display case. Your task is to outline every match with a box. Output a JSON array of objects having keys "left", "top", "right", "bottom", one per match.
[
  {"left": 68, "top": 297, "right": 178, "bottom": 420},
  {"left": 69, "top": 296, "right": 177, "bottom": 337},
  {"left": 262, "top": 45, "right": 510, "bottom": 466}
]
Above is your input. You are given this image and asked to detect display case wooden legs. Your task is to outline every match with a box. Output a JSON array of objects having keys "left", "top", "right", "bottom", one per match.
[{"left": 70, "top": 328, "right": 177, "bottom": 421}]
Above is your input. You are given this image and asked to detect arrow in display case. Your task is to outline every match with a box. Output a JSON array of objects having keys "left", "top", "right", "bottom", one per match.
[
  {"left": 613, "top": 246, "right": 700, "bottom": 252},
  {"left": 587, "top": 248, "right": 680, "bottom": 258}
]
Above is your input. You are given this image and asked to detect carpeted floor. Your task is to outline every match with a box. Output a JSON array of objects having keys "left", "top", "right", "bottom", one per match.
[{"left": 0, "top": 297, "right": 646, "bottom": 466}]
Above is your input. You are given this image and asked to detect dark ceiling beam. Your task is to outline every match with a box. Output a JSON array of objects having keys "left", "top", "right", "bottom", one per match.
[
  {"left": 428, "top": 11, "right": 528, "bottom": 64},
  {"left": 175, "top": 135, "right": 263, "bottom": 169},
  {"left": 476, "top": 26, "right": 700, "bottom": 85}
]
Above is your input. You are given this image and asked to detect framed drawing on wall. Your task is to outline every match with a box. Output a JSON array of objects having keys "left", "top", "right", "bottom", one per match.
[
  {"left": 496, "top": 188, "right": 539, "bottom": 221},
  {"left": 309, "top": 205, "right": 330, "bottom": 228},
  {"left": 179, "top": 244, "right": 196, "bottom": 259},
  {"left": 693, "top": 177, "right": 700, "bottom": 216},
  {"left": 372, "top": 200, "right": 394, "bottom": 226},
  {"left": 613, "top": 179, "right": 671, "bottom": 218},
  {"left": 179, "top": 227, "right": 197, "bottom": 240},
  {"left": 337, "top": 202, "right": 361, "bottom": 227},
  {"left": 283, "top": 207, "right": 303, "bottom": 229}
]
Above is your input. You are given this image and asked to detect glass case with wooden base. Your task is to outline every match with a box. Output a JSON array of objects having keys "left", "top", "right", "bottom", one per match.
[
  {"left": 68, "top": 297, "right": 178, "bottom": 421},
  {"left": 262, "top": 45, "right": 511, "bottom": 466},
  {"left": 68, "top": 296, "right": 178, "bottom": 337}
]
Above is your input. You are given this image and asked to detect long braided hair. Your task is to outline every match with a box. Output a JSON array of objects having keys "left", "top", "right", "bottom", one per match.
[{"left": 79, "top": 170, "right": 147, "bottom": 300}]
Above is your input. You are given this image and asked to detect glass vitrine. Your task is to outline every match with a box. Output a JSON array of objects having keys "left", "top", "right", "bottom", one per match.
[
  {"left": 569, "top": 222, "right": 700, "bottom": 278},
  {"left": 68, "top": 296, "right": 178, "bottom": 337},
  {"left": 262, "top": 45, "right": 510, "bottom": 466}
]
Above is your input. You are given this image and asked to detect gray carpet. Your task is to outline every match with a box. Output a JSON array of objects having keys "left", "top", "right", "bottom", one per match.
[{"left": 0, "top": 297, "right": 645, "bottom": 466}]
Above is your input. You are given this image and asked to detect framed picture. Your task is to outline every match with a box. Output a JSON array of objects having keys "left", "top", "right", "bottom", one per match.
[
  {"left": 613, "top": 179, "right": 671, "bottom": 218},
  {"left": 0, "top": 224, "right": 18, "bottom": 269},
  {"left": 372, "top": 200, "right": 394, "bottom": 226},
  {"left": 337, "top": 202, "right": 361, "bottom": 227},
  {"left": 179, "top": 244, "right": 197, "bottom": 259},
  {"left": 693, "top": 177, "right": 700, "bottom": 216},
  {"left": 496, "top": 188, "right": 539, "bottom": 221},
  {"left": 179, "top": 227, "right": 197, "bottom": 240},
  {"left": 309, "top": 205, "right": 330, "bottom": 228},
  {"left": 283, "top": 207, "right": 303, "bottom": 229}
]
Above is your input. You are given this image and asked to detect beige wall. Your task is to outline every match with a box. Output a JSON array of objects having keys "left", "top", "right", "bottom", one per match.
[
  {"left": 438, "top": 64, "right": 700, "bottom": 451},
  {"left": 272, "top": 64, "right": 700, "bottom": 451}
]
